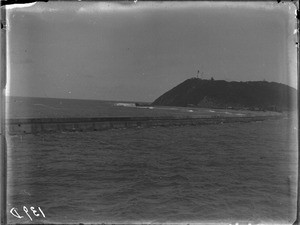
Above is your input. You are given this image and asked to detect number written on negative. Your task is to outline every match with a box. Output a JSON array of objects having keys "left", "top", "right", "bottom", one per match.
[{"left": 10, "top": 206, "right": 46, "bottom": 221}]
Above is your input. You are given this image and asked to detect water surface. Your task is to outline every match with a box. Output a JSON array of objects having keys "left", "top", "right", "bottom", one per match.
[{"left": 7, "top": 117, "right": 298, "bottom": 224}]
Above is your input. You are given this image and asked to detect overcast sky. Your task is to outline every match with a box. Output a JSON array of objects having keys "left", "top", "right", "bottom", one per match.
[{"left": 6, "top": 1, "right": 297, "bottom": 102}]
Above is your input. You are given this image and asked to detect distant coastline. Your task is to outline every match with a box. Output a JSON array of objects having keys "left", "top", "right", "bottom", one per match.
[
  {"left": 6, "top": 96, "right": 283, "bottom": 120},
  {"left": 5, "top": 96, "right": 286, "bottom": 135}
]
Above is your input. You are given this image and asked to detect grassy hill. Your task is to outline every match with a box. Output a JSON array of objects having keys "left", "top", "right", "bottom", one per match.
[{"left": 152, "top": 78, "right": 297, "bottom": 111}]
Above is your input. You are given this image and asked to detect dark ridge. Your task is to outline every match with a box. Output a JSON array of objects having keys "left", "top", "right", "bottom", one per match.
[{"left": 152, "top": 78, "right": 297, "bottom": 112}]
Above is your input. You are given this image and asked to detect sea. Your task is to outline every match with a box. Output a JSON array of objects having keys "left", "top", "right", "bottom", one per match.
[{"left": 5, "top": 97, "right": 298, "bottom": 224}]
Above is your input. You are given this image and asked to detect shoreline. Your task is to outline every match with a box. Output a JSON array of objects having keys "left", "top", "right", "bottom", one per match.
[{"left": 6, "top": 115, "right": 283, "bottom": 135}]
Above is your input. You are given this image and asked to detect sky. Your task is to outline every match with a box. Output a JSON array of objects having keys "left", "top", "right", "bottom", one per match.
[{"left": 6, "top": 1, "right": 298, "bottom": 102}]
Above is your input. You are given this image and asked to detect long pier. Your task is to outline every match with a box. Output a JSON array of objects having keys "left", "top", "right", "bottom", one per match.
[{"left": 5, "top": 115, "right": 282, "bottom": 135}]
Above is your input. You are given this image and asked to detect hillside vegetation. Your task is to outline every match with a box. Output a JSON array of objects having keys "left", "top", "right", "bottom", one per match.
[{"left": 152, "top": 78, "right": 297, "bottom": 111}]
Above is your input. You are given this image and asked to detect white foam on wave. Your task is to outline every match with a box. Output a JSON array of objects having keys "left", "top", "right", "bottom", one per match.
[{"left": 114, "top": 103, "right": 136, "bottom": 107}]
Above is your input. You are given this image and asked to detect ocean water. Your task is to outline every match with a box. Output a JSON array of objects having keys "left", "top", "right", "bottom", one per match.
[
  {"left": 6, "top": 96, "right": 281, "bottom": 119},
  {"left": 6, "top": 116, "right": 298, "bottom": 224}
]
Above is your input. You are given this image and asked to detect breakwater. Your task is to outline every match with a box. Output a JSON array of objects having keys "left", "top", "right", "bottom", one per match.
[{"left": 5, "top": 115, "right": 282, "bottom": 135}]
